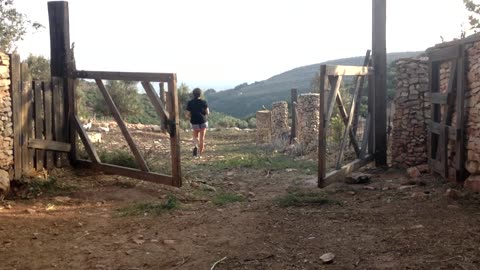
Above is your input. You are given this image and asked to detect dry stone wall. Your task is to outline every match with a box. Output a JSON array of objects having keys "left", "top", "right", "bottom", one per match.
[
  {"left": 255, "top": 110, "right": 272, "bottom": 144},
  {"left": 390, "top": 58, "right": 430, "bottom": 168},
  {"left": 297, "top": 94, "right": 320, "bottom": 153},
  {"left": 271, "top": 101, "right": 289, "bottom": 139},
  {"left": 0, "top": 53, "right": 13, "bottom": 172}
]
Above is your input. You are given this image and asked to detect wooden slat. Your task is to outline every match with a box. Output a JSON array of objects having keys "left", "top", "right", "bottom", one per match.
[
  {"left": 352, "top": 50, "right": 372, "bottom": 136},
  {"left": 28, "top": 139, "right": 71, "bottom": 152},
  {"left": 430, "top": 93, "right": 452, "bottom": 104},
  {"left": 335, "top": 64, "right": 365, "bottom": 169},
  {"left": 168, "top": 76, "right": 182, "bottom": 187},
  {"left": 72, "top": 115, "right": 100, "bottom": 163},
  {"left": 10, "top": 54, "right": 21, "bottom": 179},
  {"left": 52, "top": 77, "right": 66, "bottom": 167},
  {"left": 141, "top": 81, "right": 170, "bottom": 119},
  {"left": 75, "top": 70, "right": 174, "bottom": 82},
  {"left": 21, "top": 79, "right": 34, "bottom": 174},
  {"left": 325, "top": 65, "right": 372, "bottom": 76},
  {"left": 428, "top": 45, "right": 461, "bottom": 62},
  {"left": 95, "top": 79, "right": 149, "bottom": 171},
  {"left": 318, "top": 65, "right": 327, "bottom": 188},
  {"left": 360, "top": 113, "right": 371, "bottom": 158},
  {"left": 335, "top": 90, "right": 361, "bottom": 157},
  {"left": 367, "top": 73, "right": 375, "bottom": 155},
  {"left": 454, "top": 47, "right": 466, "bottom": 181},
  {"left": 325, "top": 75, "right": 343, "bottom": 126},
  {"left": 34, "top": 81, "right": 45, "bottom": 171},
  {"left": 323, "top": 155, "right": 374, "bottom": 185},
  {"left": 290, "top": 88, "right": 298, "bottom": 142},
  {"left": 429, "top": 122, "right": 457, "bottom": 139},
  {"left": 75, "top": 160, "right": 173, "bottom": 186},
  {"left": 43, "top": 81, "right": 54, "bottom": 169},
  {"left": 159, "top": 82, "right": 166, "bottom": 132}
]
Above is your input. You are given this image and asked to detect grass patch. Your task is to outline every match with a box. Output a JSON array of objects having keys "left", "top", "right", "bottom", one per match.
[
  {"left": 99, "top": 149, "right": 138, "bottom": 169},
  {"left": 212, "top": 192, "right": 245, "bottom": 206},
  {"left": 205, "top": 148, "right": 317, "bottom": 173},
  {"left": 275, "top": 191, "right": 338, "bottom": 207},
  {"left": 15, "top": 177, "right": 74, "bottom": 198},
  {"left": 116, "top": 195, "right": 179, "bottom": 217}
]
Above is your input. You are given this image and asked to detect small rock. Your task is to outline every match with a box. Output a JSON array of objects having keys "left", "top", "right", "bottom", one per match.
[
  {"left": 410, "top": 224, "right": 425, "bottom": 229},
  {"left": 190, "top": 181, "right": 200, "bottom": 189},
  {"left": 228, "top": 182, "right": 234, "bottom": 186},
  {"left": 200, "top": 184, "right": 217, "bottom": 192},
  {"left": 346, "top": 191, "right": 356, "bottom": 196},
  {"left": 411, "top": 191, "right": 430, "bottom": 200},
  {"left": 398, "top": 185, "right": 416, "bottom": 191},
  {"left": 447, "top": 204, "right": 460, "bottom": 209},
  {"left": 320, "top": 252, "right": 335, "bottom": 264},
  {"left": 25, "top": 208, "right": 36, "bottom": 214},
  {"left": 285, "top": 168, "right": 297, "bottom": 172},
  {"left": 247, "top": 192, "right": 256, "bottom": 197},
  {"left": 345, "top": 173, "right": 371, "bottom": 185},
  {"left": 363, "top": 186, "right": 376, "bottom": 190},
  {"left": 407, "top": 167, "right": 421, "bottom": 178},
  {"left": 132, "top": 235, "right": 145, "bottom": 245},
  {"left": 445, "top": 188, "right": 462, "bottom": 200},
  {"left": 416, "top": 164, "right": 430, "bottom": 173},
  {"left": 163, "top": 239, "right": 175, "bottom": 245},
  {"left": 53, "top": 196, "right": 71, "bottom": 203}
]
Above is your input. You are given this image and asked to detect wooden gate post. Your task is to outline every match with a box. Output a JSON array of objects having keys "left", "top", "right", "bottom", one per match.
[
  {"left": 372, "top": 0, "right": 387, "bottom": 166},
  {"left": 48, "top": 1, "right": 76, "bottom": 165}
]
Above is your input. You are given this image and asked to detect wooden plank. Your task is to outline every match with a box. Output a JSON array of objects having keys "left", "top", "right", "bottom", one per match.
[
  {"left": 52, "top": 77, "right": 66, "bottom": 167},
  {"left": 290, "top": 88, "right": 298, "bottom": 142},
  {"left": 75, "top": 70, "right": 174, "bottom": 82},
  {"left": 360, "top": 113, "right": 371, "bottom": 158},
  {"left": 21, "top": 80, "right": 34, "bottom": 174},
  {"left": 352, "top": 50, "right": 372, "bottom": 136},
  {"left": 335, "top": 90, "right": 361, "bottom": 157},
  {"left": 325, "top": 65, "right": 372, "bottom": 76},
  {"left": 159, "top": 82, "right": 166, "bottom": 133},
  {"left": 454, "top": 47, "right": 466, "bottom": 181},
  {"left": 428, "top": 45, "right": 461, "bottom": 62},
  {"left": 28, "top": 139, "right": 71, "bottom": 152},
  {"left": 43, "top": 81, "right": 54, "bottom": 169},
  {"left": 429, "top": 122, "right": 457, "bottom": 140},
  {"left": 323, "top": 155, "right": 374, "bottom": 185},
  {"left": 141, "top": 81, "right": 170, "bottom": 119},
  {"left": 430, "top": 93, "right": 452, "bottom": 104},
  {"left": 95, "top": 79, "right": 149, "bottom": 171},
  {"left": 34, "top": 81, "right": 45, "bottom": 171},
  {"left": 325, "top": 75, "right": 343, "bottom": 127},
  {"left": 75, "top": 159, "right": 173, "bottom": 186},
  {"left": 168, "top": 76, "right": 182, "bottom": 187},
  {"left": 318, "top": 65, "right": 327, "bottom": 188},
  {"left": 373, "top": 0, "right": 387, "bottom": 166},
  {"left": 335, "top": 64, "right": 365, "bottom": 169},
  {"left": 10, "top": 54, "right": 21, "bottom": 180},
  {"left": 367, "top": 73, "right": 375, "bottom": 155},
  {"left": 72, "top": 115, "right": 100, "bottom": 163}
]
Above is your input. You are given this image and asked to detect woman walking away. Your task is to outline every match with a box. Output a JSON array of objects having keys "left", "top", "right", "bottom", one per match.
[{"left": 186, "top": 88, "right": 209, "bottom": 158}]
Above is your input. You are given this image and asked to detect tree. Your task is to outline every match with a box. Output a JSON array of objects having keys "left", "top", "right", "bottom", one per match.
[
  {"left": 24, "top": 54, "right": 50, "bottom": 81},
  {"left": 0, "top": 0, "right": 42, "bottom": 52},
  {"left": 94, "top": 81, "right": 142, "bottom": 117},
  {"left": 177, "top": 83, "right": 191, "bottom": 120},
  {"left": 464, "top": 0, "right": 480, "bottom": 32}
]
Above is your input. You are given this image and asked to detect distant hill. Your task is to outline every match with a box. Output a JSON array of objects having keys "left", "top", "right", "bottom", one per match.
[{"left": 205, "top": 51, "right": 422, "bottom": 118}]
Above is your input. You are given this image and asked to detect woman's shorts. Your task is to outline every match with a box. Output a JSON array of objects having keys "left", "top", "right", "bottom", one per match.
[{"left": 191, "top": 122, "right": 208, "bottom": 130}]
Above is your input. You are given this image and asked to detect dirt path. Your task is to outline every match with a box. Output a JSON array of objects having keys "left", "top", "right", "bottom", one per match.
[{"left": 1, "top": 130, "right": 480, "bottom": 269}]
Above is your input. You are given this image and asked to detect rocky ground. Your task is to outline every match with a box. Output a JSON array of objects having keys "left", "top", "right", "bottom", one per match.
[{"left": 1, "top": 129, "right": 480, "bottom": 270}]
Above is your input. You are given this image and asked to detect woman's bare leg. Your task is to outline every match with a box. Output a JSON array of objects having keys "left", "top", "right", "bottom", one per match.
[{"left": 199, "top": 128, "right": 207, "bottom": 155}]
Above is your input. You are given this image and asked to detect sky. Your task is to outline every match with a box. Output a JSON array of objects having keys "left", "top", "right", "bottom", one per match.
[{"left": 14, "top": 0, "right": 470, "bottom": 90}]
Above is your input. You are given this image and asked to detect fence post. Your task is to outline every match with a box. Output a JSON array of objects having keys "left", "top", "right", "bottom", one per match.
[
  {"left": 48, "top": 1, "right": 76, "bottom": 165},
  {"left": 290, "top": 88, "right": 298, "bottom": 143},
  {"left": 372, "top": 0, "right": 387, "bottom": 166},
  {"left": 10, "top": 54, "right": 21, "bottom": 179}
]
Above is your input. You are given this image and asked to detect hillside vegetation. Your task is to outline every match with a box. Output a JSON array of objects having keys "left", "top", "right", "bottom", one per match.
[{"left": 206, "top": 51, "right": 422, "bottom": 118}]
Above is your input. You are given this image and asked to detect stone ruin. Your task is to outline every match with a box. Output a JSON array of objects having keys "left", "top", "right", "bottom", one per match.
[
  {"left": 390, "top": 37, "right": 480, "bottom": 190},
  {"left": 297, "top": 94, "right": 320, "bottom": 152}
]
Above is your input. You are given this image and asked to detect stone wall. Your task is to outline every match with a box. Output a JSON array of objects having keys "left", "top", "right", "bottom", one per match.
[
  {"left": 271, "top": 101, "right": 289, "bottom": 139},
  {"left": 0, "top": 53, "right": 13, "bottom": 171},
  {"left": 255, "top": 110, "right": 272, "bottom": 144},
  {"left": 297, "top": 93, "right": 320, "bottom": 152},
  {"left": 390, "top": 58, "right": 430, "bottom": 168}
]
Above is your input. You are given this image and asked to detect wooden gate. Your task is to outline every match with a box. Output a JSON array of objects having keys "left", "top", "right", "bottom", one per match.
[
  {"left": 427, "top": 45, "right": 466, "bottom": 182},
  {"left": 318, "top": 52, "right": 375, "bottom": 187},
  {"left": 11, "top": 55, "right": 70, "bottom": 180},
  {"left": 71, "top": 71, "right": 182, "bottom": 187}
]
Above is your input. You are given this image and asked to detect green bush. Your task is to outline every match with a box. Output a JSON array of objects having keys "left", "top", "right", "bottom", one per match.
[{"left": 99, "top": 149, "right": 138, "bottom": 169}]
